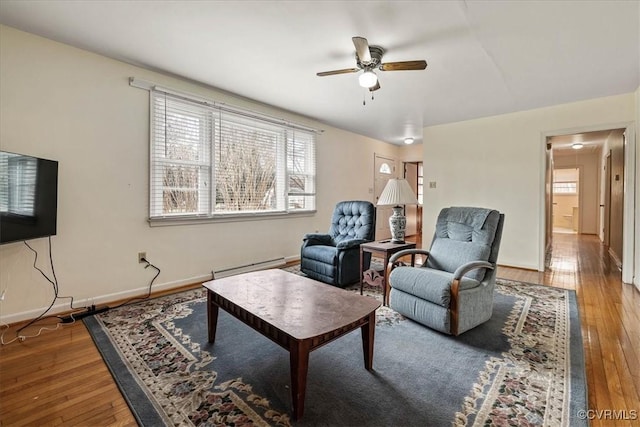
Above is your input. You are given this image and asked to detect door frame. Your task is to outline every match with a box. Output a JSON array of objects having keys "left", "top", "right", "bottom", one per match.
[
  {"left": 539, "top": 122, "right": 636, "bottom": 284},
  {"left": 403, "top": 161, "right": 421, "bottom": 237},
  {"left": 603, "top": 151, "right": 611, "bottom": 246}
]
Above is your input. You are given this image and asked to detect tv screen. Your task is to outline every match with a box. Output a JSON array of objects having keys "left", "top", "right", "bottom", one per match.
[{"left": 0, "top": 151, "right": 58, "bottom": 244}]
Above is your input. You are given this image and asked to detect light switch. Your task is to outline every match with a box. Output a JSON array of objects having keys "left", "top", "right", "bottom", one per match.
[{"left": 429, "top": 181, "right": 437, "bottom": 188}]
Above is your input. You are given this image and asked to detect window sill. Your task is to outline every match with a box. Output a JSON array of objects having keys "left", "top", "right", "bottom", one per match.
[{"left": 148, "top": 210, "right": 316, "bottom": 227}]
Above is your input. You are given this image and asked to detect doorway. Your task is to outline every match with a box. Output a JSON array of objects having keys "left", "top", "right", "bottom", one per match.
[
  {"left": 403, "top": 161, "right": 423, "bottom": 239},
  {"left": 552, "top": 168, "right": 579, "bottom": 234},
  {"left": 543, "top": 126, "right": 634, "bottom": 282}
]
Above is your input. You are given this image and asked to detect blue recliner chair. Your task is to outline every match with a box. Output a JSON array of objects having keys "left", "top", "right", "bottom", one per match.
[
  {"left": 301, "top": 201, "right": 376, "bottom": 287},
  {"left": 388, "top": 206, "right": 504, "bottom": 335}
]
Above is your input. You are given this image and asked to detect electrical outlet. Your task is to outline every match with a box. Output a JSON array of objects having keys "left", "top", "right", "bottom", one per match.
[{"left": 138, "top": 252, "right": 147, "bottom": 263}]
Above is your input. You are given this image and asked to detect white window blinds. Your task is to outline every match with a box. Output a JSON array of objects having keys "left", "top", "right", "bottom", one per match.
[
  {"left": 0, "top": 152, "right": 37, "bottom": 216},
  {"left": 150, "top": 91, "right": 315, "bottom": 220}
]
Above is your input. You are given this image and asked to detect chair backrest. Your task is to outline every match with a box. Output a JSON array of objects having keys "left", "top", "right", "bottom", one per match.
[
  {"left": 328, "top": 201, "right": 376, "bottom": 244},
  {"left": 426, "top": 207, "right": 504, "bottom": 281}
]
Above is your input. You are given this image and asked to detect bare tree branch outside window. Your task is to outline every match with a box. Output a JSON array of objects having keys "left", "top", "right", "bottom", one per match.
[
  {"left": 150, "top": 91, "right": 315, "bottom": 219},
  {"left": 216, "top": 128, "right": 276, "bottom": 211}
]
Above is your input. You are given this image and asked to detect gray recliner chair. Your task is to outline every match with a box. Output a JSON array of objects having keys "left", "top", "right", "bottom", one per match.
[
  {"left": 387, "top": 206, "right": 504, "bottom": 335},
  {"left": 300, "top": 200, "right": 376, "bottom": 287}
]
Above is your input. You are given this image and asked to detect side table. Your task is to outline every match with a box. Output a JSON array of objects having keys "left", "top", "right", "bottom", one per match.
[{"left": 360, "top": 240, "right": 416, "bottom": 306}]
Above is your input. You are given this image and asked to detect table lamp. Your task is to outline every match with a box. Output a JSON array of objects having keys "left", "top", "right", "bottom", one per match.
[{"left": 377, "top": 178, "right": 419, "bottom": 243}]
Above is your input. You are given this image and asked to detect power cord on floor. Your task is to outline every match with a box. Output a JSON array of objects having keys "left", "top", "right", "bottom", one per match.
[
  {"left": 2, "top": 250, "right": 162, "bottom": 345},
  {"left": 0, "top": 236, "right": 83, "bottom": 345}
]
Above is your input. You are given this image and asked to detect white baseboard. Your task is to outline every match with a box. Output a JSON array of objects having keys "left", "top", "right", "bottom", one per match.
[
  {"left": 0, "top": 273, "right": 213, "bottom": 325},
  {"left": 1, "top": 255, "right": 299, "bottom": 325}
]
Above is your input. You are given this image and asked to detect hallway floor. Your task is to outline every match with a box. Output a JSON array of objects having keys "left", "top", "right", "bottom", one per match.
[{"left": 499, "top": 233, "right": 639, "bottom": 426}]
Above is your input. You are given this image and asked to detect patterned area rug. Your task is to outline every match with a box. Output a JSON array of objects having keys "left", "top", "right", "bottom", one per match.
[{"left": 84, "top": 269, "right": 587, "bottom": 426}]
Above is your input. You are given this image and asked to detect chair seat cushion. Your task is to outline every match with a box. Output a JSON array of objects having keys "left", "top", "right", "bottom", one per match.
[
  {"left": 389, "top": 266, "right": 481, "bottom": 307},
  {"left": 301, "top": 245, "right": 338, "bottom": 265}
]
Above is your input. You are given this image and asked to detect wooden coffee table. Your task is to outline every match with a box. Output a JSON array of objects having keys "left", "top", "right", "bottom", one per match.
[{"left": 202, "top": 269, "right": 381, "bottom": 421}]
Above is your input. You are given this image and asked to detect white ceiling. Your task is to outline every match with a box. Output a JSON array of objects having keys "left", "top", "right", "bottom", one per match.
[
  {"left": 549, "top": 129, "right": 621, "bottom": 156},
  {"left": 0, "top": 1, "right": 638, "bottom": 145}
]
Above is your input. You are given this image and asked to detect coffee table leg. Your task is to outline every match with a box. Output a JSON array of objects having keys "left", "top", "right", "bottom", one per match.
[
  {"left": 289, "top": 340, "right": 311, "bottom": 420},
  {"left": 207, "top": 291, "right": 219, "bottom": 344},
  {"left": 361, "top": 312, "right": 375, "bottom": 371}
]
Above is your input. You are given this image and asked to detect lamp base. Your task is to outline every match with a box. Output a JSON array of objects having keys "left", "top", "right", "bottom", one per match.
[{"left": 388, "top": 206, "right": 407, "bottom": 244}]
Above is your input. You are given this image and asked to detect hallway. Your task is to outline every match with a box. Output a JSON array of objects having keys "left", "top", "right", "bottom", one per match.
[{"left": 499, "top": 233, "right": 640, "bottom": 426}]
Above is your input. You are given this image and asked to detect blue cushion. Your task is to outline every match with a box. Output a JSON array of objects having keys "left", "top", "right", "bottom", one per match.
[
  {"left": 329, "top": 201, "right": 375, "bottom": 244},
  {"left": 301, "top": 245, "right": 337, "bottom": 265},
  {"left": 426, "top": 208, "right": 501, "bottom": 281},
  {"left": 426, "top": 239, "right": 491, "bottom": 281},
  {"left": 389, "top": 266, "right": 480, "bottom": 307}
]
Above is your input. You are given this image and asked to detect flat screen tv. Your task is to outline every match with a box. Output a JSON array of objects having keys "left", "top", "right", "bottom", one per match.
[{"left": 0, "top": 151, "right": 58, "bottom": 244}]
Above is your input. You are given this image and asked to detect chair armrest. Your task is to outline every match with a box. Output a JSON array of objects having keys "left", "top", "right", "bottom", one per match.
[
  {"left": 302, "top": 233, "right": 333, "bottom": 246},
  {"left": 387, "top": 249, "right": 430, "bottom": 283},
  {"left": 336, "top": 239, "right": 367, "bottom": 250},
  {"left": 452, "top": 261, "right": 494, "bottom": 280},
  {"left": 450, "top": 260, "right": 494, "bottom": 336},
  {"left": 389, "top": 249, "right": 430, "bottom": 265}
]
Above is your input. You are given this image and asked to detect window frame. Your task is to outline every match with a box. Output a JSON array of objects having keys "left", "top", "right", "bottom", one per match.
[{"left": 148, "top": 90, "right": 316, "bottom": 225}]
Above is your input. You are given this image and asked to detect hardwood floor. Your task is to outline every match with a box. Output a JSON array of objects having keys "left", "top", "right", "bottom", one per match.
[
  {"left": 1, "top": 233, "right": 638, "bottom": 426},
  {"left": 499, "top": 234, "right": 640, "bottom": 427},
  {"left": 0, "top": 317, "right": 137, "bottom": 426}
]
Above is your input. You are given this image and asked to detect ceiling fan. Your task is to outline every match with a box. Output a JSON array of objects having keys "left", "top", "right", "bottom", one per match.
[{"left": 317, "top": 36, "right": 427, "bottom": 92}]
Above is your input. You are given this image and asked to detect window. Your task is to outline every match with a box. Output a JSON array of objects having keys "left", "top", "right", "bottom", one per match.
[
  {"left": 150, "top": 91, "right": 315, "bottom": 220},
  {"left": 379, "top": 163, "right": 392, "bottom": 174},
  {"left": 553, "top": 181, "right": 577, "bottom": 194}
]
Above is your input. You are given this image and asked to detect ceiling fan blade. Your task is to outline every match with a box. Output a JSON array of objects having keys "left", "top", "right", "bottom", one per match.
[
  {"left": 379, "top": 60, "right": 427, "bottom": 71},
  {"left": 352, "top": 36, "right": 372, "bottom": 64},
  {"left": 316, "top": 68, "right": 359, "bottom": 77},
  {"left": 369, "top": 81, "right": 381, "bottom": 92}
]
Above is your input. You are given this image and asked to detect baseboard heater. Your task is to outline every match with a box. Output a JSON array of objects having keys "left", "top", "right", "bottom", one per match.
[{"left": 214, "top": 257, "right": 286, "bottom": 279}]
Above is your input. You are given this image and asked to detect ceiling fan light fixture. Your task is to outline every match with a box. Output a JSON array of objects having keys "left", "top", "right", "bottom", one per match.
[
  {"left": 572, "top": 143, "right": 584, "bottom": 150},
  {"left": 359, "top": 70, "right": 378, "bottom": 88},
  {"left": 404, "top": 137, "right": 414, "bottom": 145}
]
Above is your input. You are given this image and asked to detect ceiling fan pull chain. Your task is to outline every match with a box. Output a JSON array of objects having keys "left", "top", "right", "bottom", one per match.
[{"left": 363, "top": 91, "right": 366, "bottom": 106}]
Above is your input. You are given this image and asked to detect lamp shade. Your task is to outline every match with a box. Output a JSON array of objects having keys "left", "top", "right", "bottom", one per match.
[{"left": 377, "top": 179, "right": 419, "bottom": 206}]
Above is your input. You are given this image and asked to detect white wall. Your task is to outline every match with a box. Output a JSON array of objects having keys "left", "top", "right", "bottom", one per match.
[
  {"left": 422, "top": 94, "right": 635, "bottom": 270},
  {"left": 399, "top": 143, "right": 423, "bottom": 163},
  {"left": 0, "top": 25, "right": 400, "bottom": 322}
]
